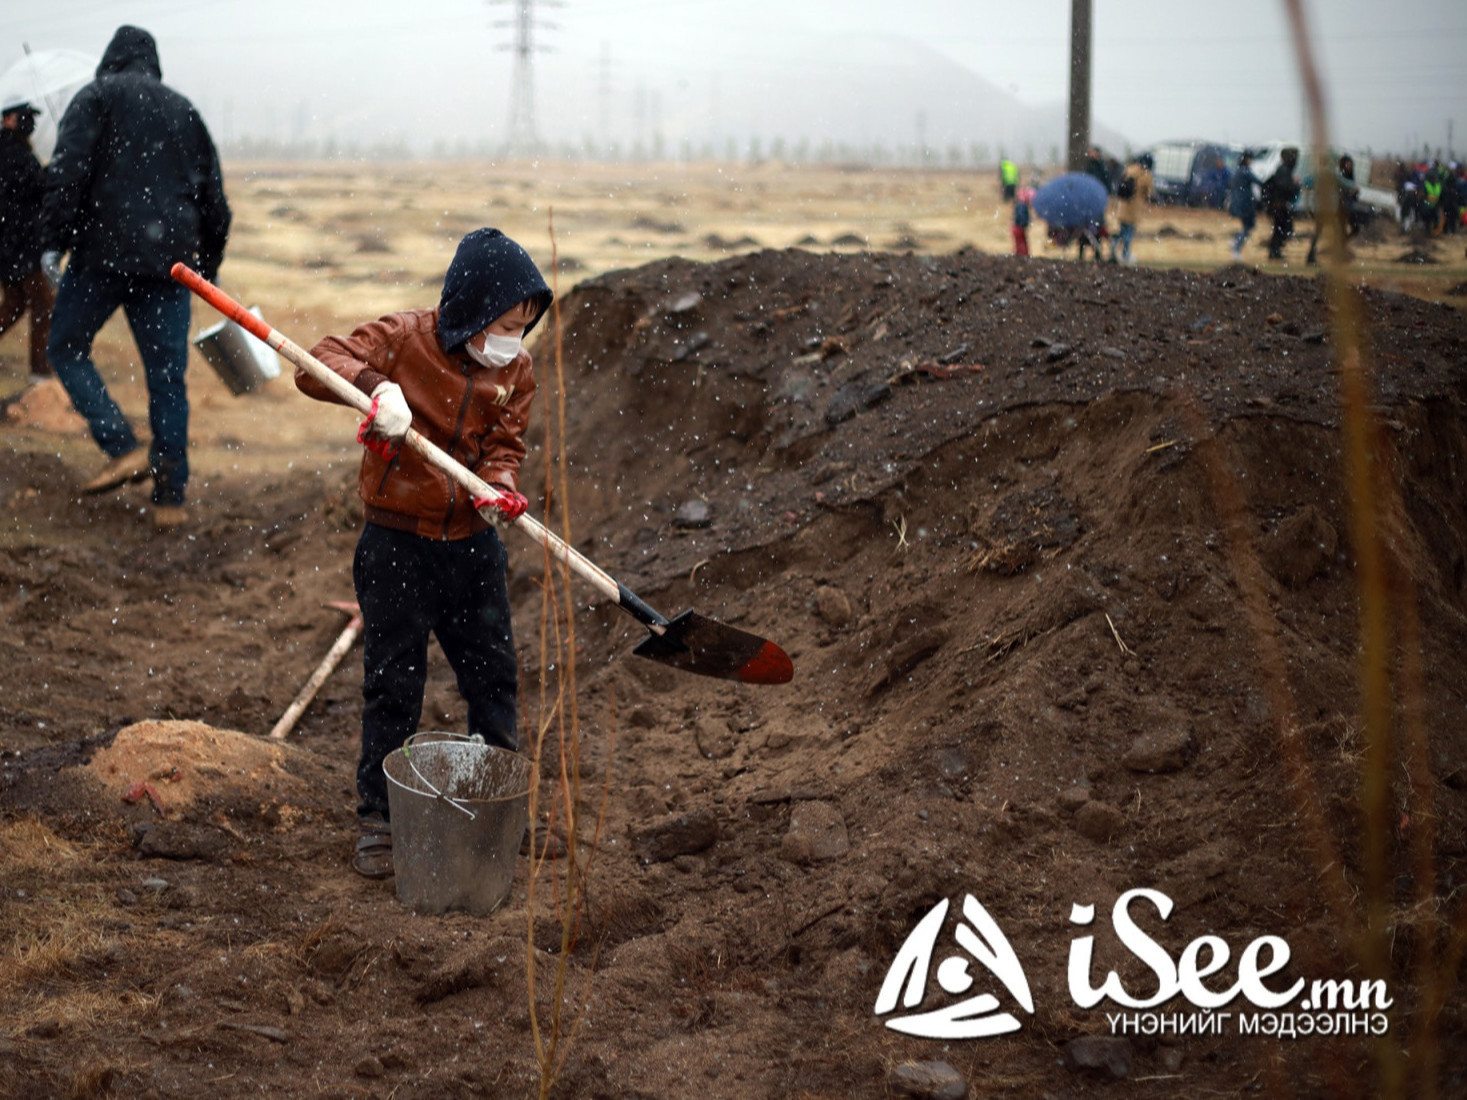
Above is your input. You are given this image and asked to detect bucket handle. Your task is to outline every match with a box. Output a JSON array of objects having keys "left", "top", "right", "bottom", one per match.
[{"left": 403, "top": 746, "right": 479, "bottom": 820}]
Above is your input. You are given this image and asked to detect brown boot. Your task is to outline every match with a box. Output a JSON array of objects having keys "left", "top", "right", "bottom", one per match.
[
  {"left": 82, "top": 449, "right": 151, "bottom": 494},
  {"left": 151, "top": 504, "right": 190, "bottom": 531}
]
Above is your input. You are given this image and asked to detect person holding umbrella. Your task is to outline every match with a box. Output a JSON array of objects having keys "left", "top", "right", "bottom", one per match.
[
  {"left": 0, "top": 96, "right": 53, "bottom": 385},
  {"left": 39, "top": 26, "right": 230, "bottom": 530},
  {"left": 1031, "top": 172, "right": 1110, "bottom": 263}
]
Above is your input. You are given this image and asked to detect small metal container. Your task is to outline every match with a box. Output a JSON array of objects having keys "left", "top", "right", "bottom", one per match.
[
  {"left": 384, "top": 741, "right": 530, "bottom": 916},
  {"left": 192, "top": 306, "right": 281, "bottom": 395}
]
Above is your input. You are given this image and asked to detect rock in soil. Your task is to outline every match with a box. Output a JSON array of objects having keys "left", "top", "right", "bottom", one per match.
[
  {"left": 889, "top": 1059, "right": 968, "bottom": 1099},
  {"left": 1073, "top": 800, "right": 1126, "bottom": 842},
  {"left": 632, "top": 808, "right": 719, "bottom": 863},
  {"left": 1264, "top": 504, "right": 1338, "bottom": 587},
  {"left": 1122, "top": 726, "right": 1193, "bottom": 773},
  {"left": 780, "top": 800, "right": 850, "bottom": 863},
  {"left": 132, "top": 821, "right": 231, "bottom": 862},
  {"left": 1064, "top": 1035, "right": 1135, "bottom": 1078},
  {"left": 813, "top": 585, "right": 853, "bottom": 626}
]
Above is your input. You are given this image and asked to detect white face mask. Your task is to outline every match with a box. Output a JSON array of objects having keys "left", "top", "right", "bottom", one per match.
[{"left": 466, "top": 332, "right": 521, "bottom": 368}]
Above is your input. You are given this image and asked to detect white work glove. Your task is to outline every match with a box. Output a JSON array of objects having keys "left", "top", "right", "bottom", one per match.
[
  {"left": 40, "top": 251, "right": 63, "bottom": 290},
  {"left": 368, "top": 381, "right": 412, "bottom": 440}
]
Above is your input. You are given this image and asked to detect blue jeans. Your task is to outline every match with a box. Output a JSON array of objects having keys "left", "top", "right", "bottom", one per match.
[
  {"left": 1233, "top": 212, "right": 1256, "bottom": 253},
  {"left": 48, "top": 269, "right": 191, "bottom": 505},
  {"left": 1112, "top": 222, "right": 1137, "bottom": 261}
]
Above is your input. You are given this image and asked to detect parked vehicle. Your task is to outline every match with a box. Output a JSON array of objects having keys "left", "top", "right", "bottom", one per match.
[{"left": 1144, "top": 140, "right": 1244, "bottom": 207}]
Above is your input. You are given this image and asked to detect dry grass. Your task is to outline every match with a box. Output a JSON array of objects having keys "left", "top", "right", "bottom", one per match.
[
  {"left": 0, "top": 817, "right": 81, "bottom": 874},
  {"left": 0, "top": 818, "right": 161, "bottom": 1040}
]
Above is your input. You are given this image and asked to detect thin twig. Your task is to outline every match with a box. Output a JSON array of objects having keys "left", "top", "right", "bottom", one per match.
[{"left": 1103, "top": 613, "right": 1135, "bottom": 656}]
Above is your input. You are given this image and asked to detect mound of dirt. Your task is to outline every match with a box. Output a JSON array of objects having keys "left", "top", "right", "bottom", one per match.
[
  {"left": 2, "top": 247, "right": 1466, "bottom": 1098},
  {"left": 83, "top": 720, "right": 311, "bottom": 814}
]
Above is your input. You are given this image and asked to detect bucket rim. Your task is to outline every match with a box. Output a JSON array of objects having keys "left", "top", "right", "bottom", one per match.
[{"left": 383, "top": 742, "right": 532, "bottom": 806}]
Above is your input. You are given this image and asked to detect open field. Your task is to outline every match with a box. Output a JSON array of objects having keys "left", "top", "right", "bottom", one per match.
[{"left": 1, "top": 160, "right": 1465, "bottom": 1099}]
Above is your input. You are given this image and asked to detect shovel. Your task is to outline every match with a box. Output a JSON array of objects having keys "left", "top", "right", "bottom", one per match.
[
  {"left": 172, "top": 264, "right": 793, "bottom": 686},
  {"left": 268, "top": 602, "right": 363, "bottom": 740}
]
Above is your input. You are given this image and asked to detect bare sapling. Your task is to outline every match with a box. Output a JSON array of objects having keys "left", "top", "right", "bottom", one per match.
[{"left": 524, "top": 207, "right": 614, "bottom": 1100}]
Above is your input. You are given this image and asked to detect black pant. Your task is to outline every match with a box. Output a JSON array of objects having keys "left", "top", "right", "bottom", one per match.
[
  {"left": 1268, "top": 207, "right": 1294, "bottom": 257},
  {"left": 353, "top": 522, "right": 518, "bottom": 819},
  {"left": 0, "top": 270, "right": 54, "bottom": 377}
]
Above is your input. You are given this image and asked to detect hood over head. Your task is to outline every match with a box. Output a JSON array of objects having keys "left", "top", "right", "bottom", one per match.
[
  {"left": 437, "top": 228, "right": 553, "bottom": 352},
  {"left": 98, "top": 26, "right": 161, "bottom": 79}
]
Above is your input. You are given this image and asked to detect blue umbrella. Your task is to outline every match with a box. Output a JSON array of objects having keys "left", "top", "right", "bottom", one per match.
[{"left": 1032, "top": 173, "right": 1110, "bottom": 229}]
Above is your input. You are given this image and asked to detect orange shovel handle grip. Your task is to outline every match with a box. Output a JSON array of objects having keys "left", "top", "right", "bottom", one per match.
[{"left": 170, "top": 263, "right": 274, "bottom": 345}]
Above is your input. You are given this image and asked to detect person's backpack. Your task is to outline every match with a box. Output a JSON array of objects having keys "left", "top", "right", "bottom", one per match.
[{"left": 1116, "top": 173, "right": 1136, "bottom": 200}]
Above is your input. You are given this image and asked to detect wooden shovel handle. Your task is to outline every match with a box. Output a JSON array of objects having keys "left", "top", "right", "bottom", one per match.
[
  {"left": 268, "top": 612, "right": 362, "bottom": 740},
  {"left": 171, "top": 263, "right": 624, "bottom": 607}
]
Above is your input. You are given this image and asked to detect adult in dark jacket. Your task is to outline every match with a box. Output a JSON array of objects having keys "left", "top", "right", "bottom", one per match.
[
  {"left": 0, "top": 99, "right": 54, "bottom": 382},
  {"left": 1262, "top": 147, "right": 1300, "bottom": 260},
  {"left": 40, "top": 25, "right": 231, "bottom": 529}
]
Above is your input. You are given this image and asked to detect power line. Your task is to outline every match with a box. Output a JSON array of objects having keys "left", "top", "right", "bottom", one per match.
[{"left": 490, "top": 0, "right": 560, "bottom": 155}]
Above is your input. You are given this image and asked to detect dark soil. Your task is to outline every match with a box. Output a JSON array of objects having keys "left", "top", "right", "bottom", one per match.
[{"left": 3, "top": 248, "right": 1467, "bottom": 1099}]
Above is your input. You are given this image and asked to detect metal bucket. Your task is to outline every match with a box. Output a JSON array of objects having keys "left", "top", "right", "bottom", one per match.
[
  {"left": 383, "top": 741, "right": 530, "bottom": 916},
  {"left": 192, "top": 306, "right": 281, "bottom": 395}
]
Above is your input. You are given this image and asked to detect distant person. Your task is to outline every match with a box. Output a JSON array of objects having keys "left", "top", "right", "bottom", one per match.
[
  {"left": 1012, "top": 188, "right": 1032, "bottom": 256},
  {"left": 1200, "top": 155, "right": 1231, "bottom": 208},
  {"left": 0, "top": 97, "right": 54, "bottom": 385},
  {"left": 1440, "top": 163, "right": 1462, "bottom": 236},
  {"left": 1307, "top": 154, "right": 1361, "bottom": 265},
  {"left": 999, "top": 157, "right": 1018, "bottom": 201},
  {"left": 298, "top": 228, "right": 552, "bottom": 879},
  {"left": 1084, "top": 147, "right": 1112, "bottom": 193},
  {"left": 40, "top": 25, "right": 231, "bottom": 530},
  {"left": 1262, "top": 147, "right": 1300, "bottom": 260},
  {"left": 1400, "top": 180, "right": 1423, "bottom": 233},
  {"left": 1423, "top": 162, "right": 1448, "bottom": 235},
  {"left": 1109, "top": 152, "right": 1153, "bottom": 264},
  {"left": 1227, "top": 151, "right": 1260, "bottom": 259}
]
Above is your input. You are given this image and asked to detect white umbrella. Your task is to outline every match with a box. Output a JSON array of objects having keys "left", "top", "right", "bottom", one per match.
[{"left": 0, "top": 48, "right": 98, "bottom": 165}]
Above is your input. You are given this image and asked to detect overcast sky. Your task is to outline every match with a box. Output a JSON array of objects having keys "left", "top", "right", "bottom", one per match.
[{"left": 8, "top": 0, "right": 1466, "bottom": 157}]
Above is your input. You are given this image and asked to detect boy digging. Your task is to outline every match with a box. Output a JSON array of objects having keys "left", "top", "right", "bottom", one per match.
[{"left": 296, "top": 228, "right": 551, "bottom": 878}]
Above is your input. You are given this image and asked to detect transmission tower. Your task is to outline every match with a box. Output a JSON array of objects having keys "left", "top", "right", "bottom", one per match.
[{"left": 490, "top": 0, "right": 560, "bottom": 156}]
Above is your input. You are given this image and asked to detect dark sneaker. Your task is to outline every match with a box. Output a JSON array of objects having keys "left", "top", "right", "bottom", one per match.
[{"left": 353, "top": 815, "right": 393, "bottom": 879}]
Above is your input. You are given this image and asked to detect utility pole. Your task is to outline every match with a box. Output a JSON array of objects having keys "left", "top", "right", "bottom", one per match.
[
  {"left": 491, "top": 0, "right": 559, "bottom": 156},
  {"left": 1066, "top": 0, "right": 1092, "bottom": 171}
]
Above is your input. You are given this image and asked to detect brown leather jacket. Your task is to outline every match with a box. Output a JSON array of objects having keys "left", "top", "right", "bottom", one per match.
[{"left": 300, "top": 308, "right": 535, "bottom": 541}]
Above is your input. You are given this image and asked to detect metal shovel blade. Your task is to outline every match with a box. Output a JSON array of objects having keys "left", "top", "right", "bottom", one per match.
[{"left": 632, "top": 610, "right": 794, "bottom": 685}]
